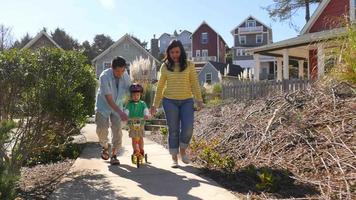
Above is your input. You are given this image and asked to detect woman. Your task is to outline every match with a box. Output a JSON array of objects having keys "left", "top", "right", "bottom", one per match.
[{"left": 151, "top": 40, "right": 203, "bottom": 168}]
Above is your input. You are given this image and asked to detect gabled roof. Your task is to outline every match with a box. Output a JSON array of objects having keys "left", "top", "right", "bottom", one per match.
[
  {"left": 230, "top": 15, "right": 272, "bottom": 35},
  {"left": 92, "top": 34, "right": 160, "bottom": 63},
  {"left": 191, "top": 21, "right": 227, "bottom": 45},
  {"left": 300, "top": 0, "right": 332, "bottom": 34},
  {"left": 203, "top": 61, "right": 243, "bottom": 77},
  {"left": 22, "top": 30, "right": 62, "bottom": 50},
  {"left": 158, "top": 30, "right": 192, "bottom": 40}
]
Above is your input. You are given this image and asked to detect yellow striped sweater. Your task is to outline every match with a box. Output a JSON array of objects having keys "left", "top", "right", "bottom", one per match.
[{"left": 153, "top": 61, "right": 203, "bottom": 107}]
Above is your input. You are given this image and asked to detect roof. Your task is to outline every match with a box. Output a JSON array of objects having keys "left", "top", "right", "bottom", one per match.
[
  {"left": 92, "top": 34, "right": 160, "bottom": 63},
  {"left": 22, "top": 30, "right": 62, "bottom": 50},
  {"left": 300, "top": 0, "right": 332, "bottom": 34},
  {"left": 249, "top": 27, "right": 346, "bottom": 53},
  {"left": 158, "top": 30, "right": 192, "bottom": 40},
  {"left": 205, "top": 61, "right": 243, "bottom": 77},
  {"left": 230, "top": 15, "right": 272, "bottom": 35},
  {"left": 191, "top": 21, "right": 227, "bottom": 45}
]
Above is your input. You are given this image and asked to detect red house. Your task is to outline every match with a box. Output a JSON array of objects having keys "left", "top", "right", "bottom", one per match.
[
  {"left": 190, "top": 21, "right": 227, "bottom": 69},
  {"left": 250, "top": 0, "right": 355, "bottom": 81}
]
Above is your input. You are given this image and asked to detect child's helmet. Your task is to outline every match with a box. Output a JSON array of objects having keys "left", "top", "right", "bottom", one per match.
[{"left": 129, "top": 83, "right": 143, "bottom": 93}]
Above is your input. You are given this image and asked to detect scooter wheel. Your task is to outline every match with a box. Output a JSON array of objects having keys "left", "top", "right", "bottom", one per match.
[{"left": 144, "top": 154, "right": 148, "bottom": 163}]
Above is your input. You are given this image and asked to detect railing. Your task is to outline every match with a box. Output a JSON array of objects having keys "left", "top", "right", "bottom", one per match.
[
  {"left": 238, "top": 26, "right": 263, "bottom": 33},
  {"left": 191, "top": 56, "right": 217, "bottom": 62},
  {"left": 222, "top": 79, "right": 311, "bottom": 101}
]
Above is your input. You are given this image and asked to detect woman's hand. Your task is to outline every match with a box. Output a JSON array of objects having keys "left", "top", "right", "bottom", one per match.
[
  {"left": 150, "top": 106, "right": 157, "bottom": 116},
  {"left": 196, "top": 101, "right": 203, "bottom": 111}
]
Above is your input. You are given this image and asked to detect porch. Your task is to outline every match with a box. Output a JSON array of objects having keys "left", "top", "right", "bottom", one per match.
[{"left": 250, "top": 28, "right": 347, "bottom": 81}]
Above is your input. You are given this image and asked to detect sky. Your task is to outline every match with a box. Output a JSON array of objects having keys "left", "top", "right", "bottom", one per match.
[{"left": 0, "top": 0, "right": 318, "bottom": 47}]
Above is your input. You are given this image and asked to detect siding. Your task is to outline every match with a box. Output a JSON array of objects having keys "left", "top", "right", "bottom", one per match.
[
  {"left": 309, "top": 49, "right": 318, "bottom": 79},
  {"left": 192, "top": 23, "right": 218, "bottom": 57},
  {"left": 95, "top": 37, "right": 156, "bottom": 77},
  {"left": 29, "top": 36, "right": 57, "bottom": 50},
  {"left": 198, "top": 62, "right": 220, "bottom": 85},
  {"left": 309, "top": 0, "right": 350, "bottom": 33}
]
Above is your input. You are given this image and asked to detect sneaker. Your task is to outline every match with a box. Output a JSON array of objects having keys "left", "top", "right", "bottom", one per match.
[
  {"left": 181, "top": 155, "right": 190, "bottom": 164},
  {"left": 171, "top": 160, "right": 179, "bottom": 168},
  {"left": 110, "top": 155, "right": 120, "bottom": 165}
]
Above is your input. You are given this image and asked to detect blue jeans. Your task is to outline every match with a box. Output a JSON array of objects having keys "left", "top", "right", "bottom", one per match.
[{"left": 162, "top": 98, "right": 194, "bottom": 155}]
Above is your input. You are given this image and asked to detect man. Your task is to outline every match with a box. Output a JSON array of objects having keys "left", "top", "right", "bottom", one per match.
[{"left": 95, "top": 56, "right": 131, "bottom": 165}]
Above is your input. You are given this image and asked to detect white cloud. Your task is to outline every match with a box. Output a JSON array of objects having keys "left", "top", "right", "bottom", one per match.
[{"left": 98, "top": 0, "right": 116, "bottom": 10}]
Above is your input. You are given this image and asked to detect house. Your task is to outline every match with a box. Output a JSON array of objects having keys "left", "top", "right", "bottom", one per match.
[
  {"left": 191, "top": 21, "right": 227, "bottom": 69},
  {"left": 157, "top": 30, "right": 192, "bottom": 58},
  {"left": 92, "top": 34, "right": 160, "bottom": 78},
  {"left": 22, "top": 30, "right": 61, "bottom": 50},
  {"left": 250, "top": 0, "right": 354, "bottom": 81},
  {"left": 231, "top": 16, "right": 275, "bottom": 80},
  {"left": 198, "top": 61, "right": 243, "bottom": 85}
]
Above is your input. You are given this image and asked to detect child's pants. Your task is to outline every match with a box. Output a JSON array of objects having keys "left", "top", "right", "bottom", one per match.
[{"left": 95, "top": 112, "right": 122, "bottom": 150}]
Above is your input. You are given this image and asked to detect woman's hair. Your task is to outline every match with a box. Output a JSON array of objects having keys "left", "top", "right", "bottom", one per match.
[{"left": 163, "top": 40, "right": 187, "bottom": 72}]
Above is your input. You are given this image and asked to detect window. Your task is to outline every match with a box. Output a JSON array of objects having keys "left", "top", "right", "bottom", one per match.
[
  {"left": 124, "top": 43, "right": 130, "bottom": 50},
  {"left": 202, "top": 49, "right": 208, "bottom": 57},
  {"left": 239, "top": 35, "right": 246, "bottom": 44},
  {"left": 205, "top": 73, "right": 212, "bottom": 84},
  {"left": 196, "top": 50, "right": 201, "bottom": 57},
  {"left": 236, "top": 49, "right": 246, "bottom": 56},
  {"left": 256, "top": 34, "right": 263, "bottom": 43},
  {"left": 103, "top": 62, "right": 111, "bottom": 70},
  {"left": 201, "top": 32, "right": 208, "bottom": 44},
  {"left": 246, "top": 20, "right": 256, "bottom": 27}
]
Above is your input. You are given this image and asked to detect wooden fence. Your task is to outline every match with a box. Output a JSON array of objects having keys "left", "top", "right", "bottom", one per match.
[{"left": 222, "top": 79, "right": 311, "bottom": 100}]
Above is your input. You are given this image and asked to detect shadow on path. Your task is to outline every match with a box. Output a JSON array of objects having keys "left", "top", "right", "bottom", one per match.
[
  {"left": 108, "top": 164, "right": 216, "bottom": 200},
  {"left": 50, "top": 170, "right": 138, "bottom": 200}
]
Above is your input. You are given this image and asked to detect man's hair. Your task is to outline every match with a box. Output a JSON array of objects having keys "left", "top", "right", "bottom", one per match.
[{"left": 112, "top": 56, "right": 127, "bottom": 69}]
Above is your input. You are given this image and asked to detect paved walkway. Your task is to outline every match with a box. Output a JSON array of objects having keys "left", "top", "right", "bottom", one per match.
[{"left": 50, "top": 124, "right": 238, "bottom": 200}]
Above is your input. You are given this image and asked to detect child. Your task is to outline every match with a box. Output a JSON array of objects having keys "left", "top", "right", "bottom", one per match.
[{"left": 124, "top": 83, "right": 150, "bottom": 160}]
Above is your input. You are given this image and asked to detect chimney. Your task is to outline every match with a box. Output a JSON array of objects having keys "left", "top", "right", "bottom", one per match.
[{"left": 150, "top": 34, "right": 159, "bottom": 60}]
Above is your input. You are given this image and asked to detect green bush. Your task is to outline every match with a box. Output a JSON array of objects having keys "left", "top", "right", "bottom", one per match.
[
  {"left": 0, "top": 48, "right": 96, "bottom": 169},
  {"left": 197, "top": 139, "right": 235, "bottom": 173},
  {"left": 160, "top": 127, "right": 168, "bottom": 137},
  {"left": 0, "top": 120, "right": 19, "bottom": 200},
  {"left": 212, "top": 83, "right": 222, "bottom": 94}
]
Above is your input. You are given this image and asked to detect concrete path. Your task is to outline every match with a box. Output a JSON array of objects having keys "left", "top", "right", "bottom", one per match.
[{"left": 50, "top": 124, "right": 238, "bottom": 200}]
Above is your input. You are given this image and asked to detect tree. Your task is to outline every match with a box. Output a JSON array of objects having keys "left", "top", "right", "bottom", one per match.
[
  {"left": 0, "top": 24, "right": 13, "bottom": 51},
  {"left": 130, "top": 34, "right": 148, "bottom": 50},
  {"left": 12, "top": 33, "right": 32, "bottom": 49},
  {"left": 51, "top": 28, "right": 80, "bottom": 50},
  {"left": 91, "top": 34, "right": 114, "bottom": 57},
  {"left": 81, "top": 40, "right": 95, "bottom": 63},
  {"left": 264, "top": 0, "right": 322, "bottom": 28}
]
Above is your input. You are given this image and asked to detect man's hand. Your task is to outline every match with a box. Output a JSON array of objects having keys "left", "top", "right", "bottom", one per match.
[
  {"left": 144, "top": 115, "right": 149, "bottom": 120},
  {"left": 150, "top": 106, "right": 157, "bottom": 116},
  {"left": 118, "top": 110, "right": 128, "bottom": 121}
]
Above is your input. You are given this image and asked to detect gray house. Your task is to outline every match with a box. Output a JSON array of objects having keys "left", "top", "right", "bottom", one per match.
[
  {"left": 157, "top": 30, "right": 192, "bottom": 58},
  {"left": 231, "top": 16, "right": 275, "bottom": 80},
  {"left": 92, "top": 34, "right": 160, "bottom": 78},
  {"left": 22, "top": 31, "right": 61, "bottom": 50},
  {"left": 198, "top": 61, "right": 243, "bottom": 85}
]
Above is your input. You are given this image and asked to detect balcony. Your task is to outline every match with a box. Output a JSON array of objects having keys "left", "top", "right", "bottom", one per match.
[
  {"left": 238, "top": 26, "right": 263, "bottom": 34},
  {"left": 191, "top": 56, "right": 217, "bottom": 62}
]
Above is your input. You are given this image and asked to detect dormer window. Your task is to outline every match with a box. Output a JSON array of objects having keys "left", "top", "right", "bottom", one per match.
[{"left": 246, "top": 20, "right": 256, "bottom": 27}]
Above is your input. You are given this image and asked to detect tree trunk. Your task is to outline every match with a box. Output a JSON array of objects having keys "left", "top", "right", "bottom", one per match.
[{"left": 305, "top": 0, "right": 311, "bottom": 22}]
